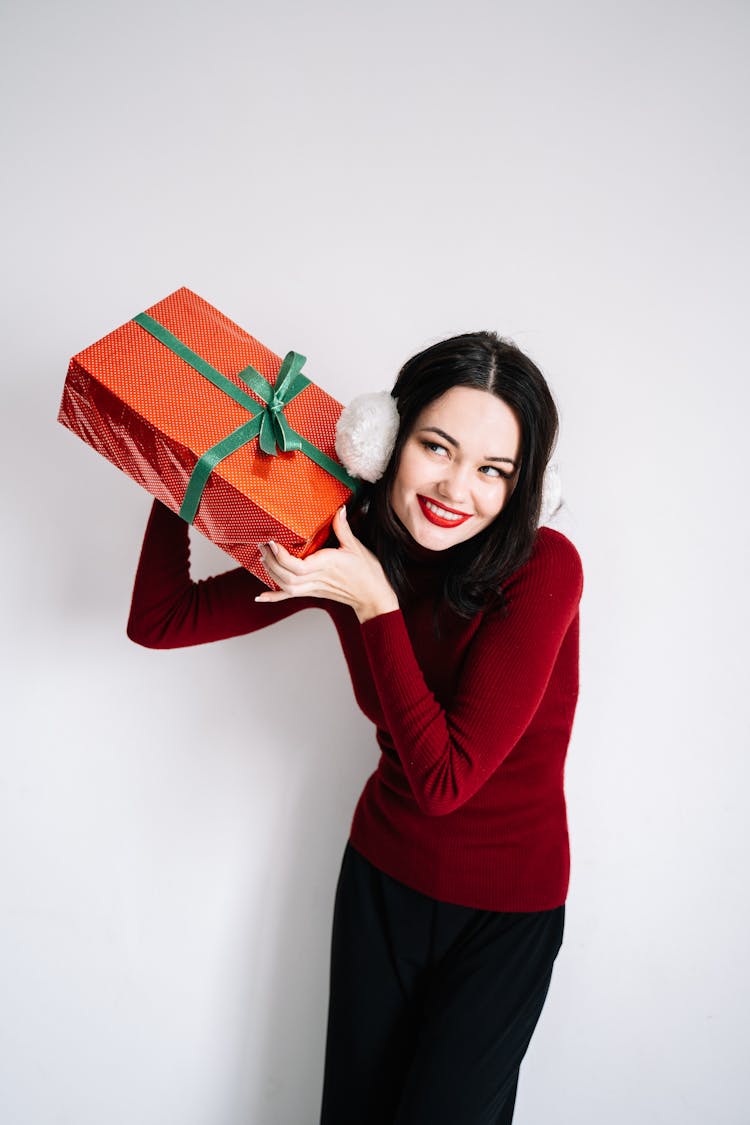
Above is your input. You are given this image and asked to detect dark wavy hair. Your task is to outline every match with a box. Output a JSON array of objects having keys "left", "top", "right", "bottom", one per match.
[{"left": 346, "top": 330, "right": 561, "bottom": 619}]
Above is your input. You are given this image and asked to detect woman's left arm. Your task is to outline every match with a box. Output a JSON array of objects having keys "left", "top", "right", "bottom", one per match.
[{"left": 359, "top": 529, "right": 584, "bottom": 815}]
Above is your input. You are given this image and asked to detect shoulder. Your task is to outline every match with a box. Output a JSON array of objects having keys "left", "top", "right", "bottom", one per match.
[
  {"left": 534, "top": 526, "right": 584, "bottom": 585},
  {"left": 499, "top": 526, "right": 584, "bottom": 608}
]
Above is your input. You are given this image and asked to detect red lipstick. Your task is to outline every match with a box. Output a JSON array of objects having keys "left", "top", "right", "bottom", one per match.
[{"left": 417, "top": 495, "right": 472, "bottom": 528}]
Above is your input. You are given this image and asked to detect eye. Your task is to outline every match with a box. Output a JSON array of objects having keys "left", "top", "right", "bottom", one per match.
[
  {"left": 479, "top": 465, "right": 513, "bottom": 479},
  {"left": 420, "top": 440, "right": 449, "bottom": 457}
]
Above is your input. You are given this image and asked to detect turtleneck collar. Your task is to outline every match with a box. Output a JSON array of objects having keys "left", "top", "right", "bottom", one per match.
[
  {"left": 402, "top": 536, "right": 441, "bottom": 564},
  {"left": 400, "top": 528, "right": 467, "bottom": 578}
]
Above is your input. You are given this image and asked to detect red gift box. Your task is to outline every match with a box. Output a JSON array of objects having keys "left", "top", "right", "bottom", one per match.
[{"left": 58, "top": 287, "right": 358, "bottom": 585}]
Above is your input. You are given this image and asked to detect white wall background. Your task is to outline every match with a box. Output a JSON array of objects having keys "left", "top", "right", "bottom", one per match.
[{"left": 2, "top": 1, "right": 748, "bottom": 1122}]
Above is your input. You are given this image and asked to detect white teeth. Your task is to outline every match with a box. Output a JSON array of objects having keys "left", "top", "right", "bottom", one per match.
[{"left": 424, "top": 499, "right": 465, "bottom": 521}]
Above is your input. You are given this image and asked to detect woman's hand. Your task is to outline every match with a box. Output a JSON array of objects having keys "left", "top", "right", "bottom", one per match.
[{"left": 255, "top": 506, "right": 400, "bottom": 624}]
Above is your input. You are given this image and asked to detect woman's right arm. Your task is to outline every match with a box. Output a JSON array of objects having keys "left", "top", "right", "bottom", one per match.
[{"left": 126, "top": 499, "right": 321, "bottom": 649}]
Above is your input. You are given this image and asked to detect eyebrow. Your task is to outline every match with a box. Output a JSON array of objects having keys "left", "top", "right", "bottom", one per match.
[{"left": 418, "top": 426, "right": 519, "bottom": 468}]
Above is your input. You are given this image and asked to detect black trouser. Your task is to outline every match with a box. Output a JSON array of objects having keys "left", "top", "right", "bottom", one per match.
[{"left": 319, "top": 841, "right": 565, "bottom": 1125}]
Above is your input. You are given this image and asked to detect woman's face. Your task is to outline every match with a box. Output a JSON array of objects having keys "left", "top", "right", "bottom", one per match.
[{"left": 390, "top": 385, "right": 522, "bottom": 552}]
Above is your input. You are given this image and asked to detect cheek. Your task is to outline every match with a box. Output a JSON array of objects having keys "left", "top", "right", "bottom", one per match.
[
  {"left": 392, "top": 448, "right": 422, "bottom": 494},
  {"left": 477, "top": 484, "right": 509, "bottom": 519}
]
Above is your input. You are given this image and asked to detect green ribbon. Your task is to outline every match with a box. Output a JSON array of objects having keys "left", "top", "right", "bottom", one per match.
[{"left": 132, "top": 311, "right": 359, "bottom": 523}]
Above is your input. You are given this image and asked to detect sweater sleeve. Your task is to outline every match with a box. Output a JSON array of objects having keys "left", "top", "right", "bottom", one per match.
[
  {"left": 126, "top": 499, "right": 322, "bottom": 649},
  {"left": 359, "top": 529, "right": 584, "bottom": 816}
]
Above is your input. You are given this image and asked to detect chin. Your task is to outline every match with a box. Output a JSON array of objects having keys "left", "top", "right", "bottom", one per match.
[
  {"left": 413, "top": 528, "right": 463, "bottom": 551},
  {"left": 406, "top": 515, "right": 480, "bottom": 552}
]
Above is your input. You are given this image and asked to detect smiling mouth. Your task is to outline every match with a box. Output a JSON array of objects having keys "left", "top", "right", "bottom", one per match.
[{"left": 417, "top": 495, "right": 472, "bottom": 527}]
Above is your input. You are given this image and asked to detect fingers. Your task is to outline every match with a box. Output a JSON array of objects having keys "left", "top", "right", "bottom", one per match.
[
  {"left": 257, "top": 541, "right": 323, "bottom": 599},
  {"left": 332, "top": 504, "right": 359, "bottom": 548},
  {"left": 258, "top": 542, "right": 296, "bottom": 589},
  {"left": 263, "top": 539, "right": 307, "bottom": 575}
]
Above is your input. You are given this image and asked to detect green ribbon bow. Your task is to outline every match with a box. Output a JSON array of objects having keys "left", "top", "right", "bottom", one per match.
[{"left": 132, "top": 311, "right": 359, "bottom": 523}]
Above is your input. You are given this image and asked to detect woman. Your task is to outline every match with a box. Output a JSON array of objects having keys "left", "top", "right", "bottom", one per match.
[{"left": 127, "top": 330, "right": 584, "bottom": 1125}]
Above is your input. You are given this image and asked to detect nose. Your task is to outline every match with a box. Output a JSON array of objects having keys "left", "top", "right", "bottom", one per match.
[{"left": 436, "top": 460, "right": 472, "bottom": 506}]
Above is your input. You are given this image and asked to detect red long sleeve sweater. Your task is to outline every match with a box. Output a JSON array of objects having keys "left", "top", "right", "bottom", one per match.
[{"left": 127, "top": 500, "right": 584, "bottom": 911}]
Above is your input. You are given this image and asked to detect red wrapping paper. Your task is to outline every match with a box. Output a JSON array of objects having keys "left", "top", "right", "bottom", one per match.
[{"left": 58, "top": 287, "right": 355, "bottom": 585}]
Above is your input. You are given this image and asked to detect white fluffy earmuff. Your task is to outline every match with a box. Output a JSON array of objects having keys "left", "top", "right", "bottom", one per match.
[
  {"left": 539, "top": 461, "right": 562, "bottom": 525},
  {"left": 335, "top": 392, "right": 400, "bottom": 484}
]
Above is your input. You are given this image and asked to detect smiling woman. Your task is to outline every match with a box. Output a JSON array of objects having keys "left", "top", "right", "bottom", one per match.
[
  {"left": 390, "top": 385, "right": 521, "bottom": 548},
  {"left": 345, "top": 330, "right": 563, "bottom": 621},
  {"left": 126, "top": 329, "right": 583, "bottom": 1125}
]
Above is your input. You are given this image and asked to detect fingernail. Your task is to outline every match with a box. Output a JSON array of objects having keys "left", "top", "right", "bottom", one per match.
[
  {"left": 268, "top": 540, "right": 279, "bottom": 554},
  {"left": 340, "top": 505, "right": 347, "bottom": 519}
]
